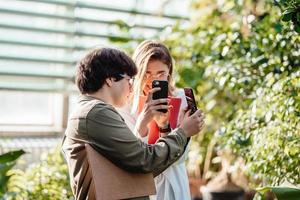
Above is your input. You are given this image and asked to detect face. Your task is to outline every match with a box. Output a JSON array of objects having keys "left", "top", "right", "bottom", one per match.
[
  {"left": 142, "top": 60, "right": 169, "bottom": 95},
  {"left": 111, "top": 74, "right": 134, "bottom": 107}
]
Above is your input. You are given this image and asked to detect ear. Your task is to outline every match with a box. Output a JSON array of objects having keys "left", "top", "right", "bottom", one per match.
[{"left": 105, "top": 78, "right": 113, "bottom": 87}]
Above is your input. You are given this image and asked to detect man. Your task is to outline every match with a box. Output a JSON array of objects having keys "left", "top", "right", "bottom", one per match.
[{"left": 62, "top": 47, "right": 205, "bottom": 199}]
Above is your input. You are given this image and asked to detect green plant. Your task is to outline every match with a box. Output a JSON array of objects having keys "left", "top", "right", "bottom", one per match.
[
  {"left": 256, "top": 182, "right": 300, "bottom": 200},
  {"left": 217, "top": 72, "right": 300, "bottom": 187},
  {"left": 275, "top": 0, "right": 300, "bottom": 33},
  {"left": 4, "top": 147, "right": 73, "bottom": 200},
  {"left": 0, "top": 150, "right": 25, "bottom": 198},
  {"left": 159, "top": 0, "right": 300, "bottom": 188}
]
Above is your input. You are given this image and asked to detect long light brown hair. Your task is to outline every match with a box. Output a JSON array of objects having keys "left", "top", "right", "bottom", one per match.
[{"left": 131, "top": 40, "right": 175, "bottom": 113}]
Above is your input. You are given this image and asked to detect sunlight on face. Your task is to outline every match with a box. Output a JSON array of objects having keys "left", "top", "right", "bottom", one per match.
[
  {"left": 142, "top": 60, "right": 170, "bottom": 95},
  {"left": 113, "top": 75, "right": 133, "bottom": 107}
]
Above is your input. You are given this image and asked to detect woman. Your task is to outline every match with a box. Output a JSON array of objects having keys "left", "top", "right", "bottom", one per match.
[{"left": 118, "top": 40, "right": 193, "bottom": 200}]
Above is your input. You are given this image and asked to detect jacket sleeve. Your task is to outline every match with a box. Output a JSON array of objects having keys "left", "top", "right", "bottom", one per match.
[{"left": 85, "top": 104, "right": 188, "bottom": 176}]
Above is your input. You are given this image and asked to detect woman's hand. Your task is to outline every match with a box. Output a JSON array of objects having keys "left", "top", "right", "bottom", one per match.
[
  {"left": 153, "top": 110, "right": 170, "bottom": 128},
  {"left": 136, "top": 88, "right": 171, "bottom": 137}
]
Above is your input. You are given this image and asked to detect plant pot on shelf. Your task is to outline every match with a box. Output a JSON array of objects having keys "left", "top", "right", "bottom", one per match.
[{"left": 201, "top": 172, "right": 245, "bottom": 200}]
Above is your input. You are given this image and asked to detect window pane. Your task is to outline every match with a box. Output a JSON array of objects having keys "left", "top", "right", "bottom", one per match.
[{"left": 0, "top": 91, "right": 54, "bottom": 125}]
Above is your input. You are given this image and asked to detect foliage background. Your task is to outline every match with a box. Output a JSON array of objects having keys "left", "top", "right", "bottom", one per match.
[
  {"left": 1, "top": 0, "right": 299, "bottom": 199},
  {"left": 161, "top": 0, "right": 300, "bottom": 188},
  {"left": 3, "top": 148, "right": 73, "bottom": 200}
]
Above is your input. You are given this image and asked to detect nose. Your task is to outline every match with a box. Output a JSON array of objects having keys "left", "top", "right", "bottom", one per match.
[
  {"left": 146, "top": 76, "right": 155, "bottom": 83},
  {"left": 129, "top": 83, "right": 133, "bottom": 93}
]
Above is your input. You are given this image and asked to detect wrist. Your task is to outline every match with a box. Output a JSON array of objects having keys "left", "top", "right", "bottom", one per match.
[
  {"left": 137, "top": 126, "right": 148, "bottom": 137},
  {"left": 157, "top": 120, "right": 169, "bottom": 128},
  {"left": 159, "top": 123, "right": 171, "bottom": 133},
  {"left": 136, "top": 118, "right": 149, "bottom": 137}
]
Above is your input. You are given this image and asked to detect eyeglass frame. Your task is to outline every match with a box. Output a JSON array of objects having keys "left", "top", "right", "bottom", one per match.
[
  {"left": 144, "top": 71, "right": 169, "bottom": 81},
  {"left": 112, "top": 73, "right": 135, "bottom": 86}
]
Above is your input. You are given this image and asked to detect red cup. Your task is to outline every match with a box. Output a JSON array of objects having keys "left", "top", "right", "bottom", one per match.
[
  {"left": 169, "top": 97, "right": 181, "bottom": 129},
  {"left": 147, "top": 121, "right": 159, "bottom": 144},
  {"left": 138, "top": 96, "right": 182, "bottom": 144}
]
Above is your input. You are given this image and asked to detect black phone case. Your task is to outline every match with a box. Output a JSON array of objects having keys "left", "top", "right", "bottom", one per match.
[
  {"left": 184, "top": 87, "right": 197, "bottom": 115},
  {"left": 152, "top": 80, "right": 168, "bottom": 113}
]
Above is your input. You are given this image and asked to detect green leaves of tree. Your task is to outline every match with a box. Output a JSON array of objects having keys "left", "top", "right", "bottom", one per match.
[
  {"left": 276, "top": 0, "right": 300, "bottom": 33},
  {"left": 163, "top": 0, "right": 300, "bottom": 187}
]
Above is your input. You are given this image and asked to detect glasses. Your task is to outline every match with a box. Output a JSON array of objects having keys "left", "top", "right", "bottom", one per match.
[
  {"left": 144, "top": 71, "right": 169, "bottom": 80},
  {"left": 113, "top": 73, "right": 135, "bottom": 86}
]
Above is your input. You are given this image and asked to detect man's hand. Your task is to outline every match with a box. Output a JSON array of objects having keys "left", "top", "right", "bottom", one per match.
[{"left": 180, "top": 109, "right": 205, "bottom": 137}]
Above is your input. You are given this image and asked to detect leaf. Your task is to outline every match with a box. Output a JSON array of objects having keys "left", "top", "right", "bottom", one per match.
[
  {"left": 0, "top": 150, "right": 25, "bottom": 196},
  {"left": 0, "top": 162, "right": 15, "bottom": 175},
  {"left": 108, "top": 35, "right": 131, "bottom": 43},
  {"left": 0, "top": 175, "right": 10, "bottom": 194},
  {"left": 0, "top": 150, "right": 25, "bottom": 164},
  {"left": 282, "top": 12, "right": 293, "bottom": 22},
  {"left": 294, "top": 26, "right": 300, "bottom": 33},
  {"left": 113, "top": 20, "right": 130, "bottom": 29},
  {"left": 257, "top": 185, "right": 300, "bottom": 200},
  {"left": 274, "top": 23, "right": 283, "bottom": 33}
]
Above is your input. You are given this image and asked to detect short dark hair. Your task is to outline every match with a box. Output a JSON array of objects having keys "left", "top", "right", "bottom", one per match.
[{"left": 76, "top": 48, "right": 137, "bottom": 94}]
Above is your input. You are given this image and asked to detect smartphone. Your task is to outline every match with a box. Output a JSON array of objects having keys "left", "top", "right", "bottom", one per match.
[
  {"left": 184, "top": 87, "right": 197, "bottom": 115},
  {"left": 152, "top": 80, "right": 168, "bottom": 113}
]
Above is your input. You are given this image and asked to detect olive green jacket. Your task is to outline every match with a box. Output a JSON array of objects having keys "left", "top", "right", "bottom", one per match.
[{"left": 62, "top": 95, "right": 188, "bottom": 200}]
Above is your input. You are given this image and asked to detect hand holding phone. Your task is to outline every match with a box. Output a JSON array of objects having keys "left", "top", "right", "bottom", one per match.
[
  {"left": 184, "top": 87, "right": 197, "bottom": 115},
  {"left": 152, "top": 80, "right": 168, "bottom": 113}
]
